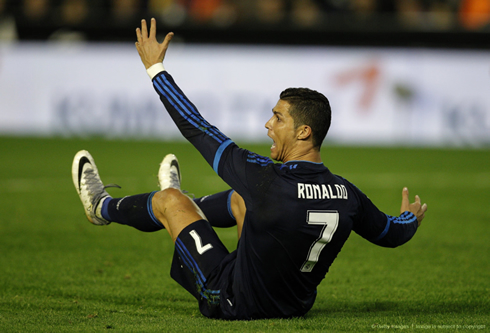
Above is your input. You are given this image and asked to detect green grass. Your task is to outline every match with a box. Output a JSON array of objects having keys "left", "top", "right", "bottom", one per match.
[{"left": 0, "top": 137, "right": 488, "bottom": 332}]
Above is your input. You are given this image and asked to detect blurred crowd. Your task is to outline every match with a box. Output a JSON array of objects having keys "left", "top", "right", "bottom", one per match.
[{"left": 1, "top": 0, "right": 490, "bottom": 41}]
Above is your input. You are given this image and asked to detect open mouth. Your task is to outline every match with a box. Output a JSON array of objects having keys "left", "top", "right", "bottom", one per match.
[{"left": 268, "top": 132, "right": 276, "bottom": 151}]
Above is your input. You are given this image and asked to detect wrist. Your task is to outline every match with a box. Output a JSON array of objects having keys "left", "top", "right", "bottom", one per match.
[{"left": 147, "top": 63, "right": 165, "bottom": 79}]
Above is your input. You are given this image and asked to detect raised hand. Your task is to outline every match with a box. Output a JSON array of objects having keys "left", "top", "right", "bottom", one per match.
[
  {"left": 400, "top": 187, "right": 427, "bottom": 226},
  {"left": 135, "top": 18, "right": 174, "bottom": 69}
]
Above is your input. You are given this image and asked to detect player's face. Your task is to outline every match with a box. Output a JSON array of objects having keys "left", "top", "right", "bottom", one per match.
[{"left": 265, "top": 100, "right": 298, "bottom": 162}]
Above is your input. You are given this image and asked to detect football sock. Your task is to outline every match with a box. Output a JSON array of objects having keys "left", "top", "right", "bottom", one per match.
[
  {"left": 101, "top": 192, "right": 164, "bottom": 232},
  {"left": 194, "top": 189, "right": 237, "bottom": 228}
]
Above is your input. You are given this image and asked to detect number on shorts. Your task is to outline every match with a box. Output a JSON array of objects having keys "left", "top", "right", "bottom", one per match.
[
  {"left": 189, "top": 230, "right": 213, "bottom": 255},
  {"left": 300, "top": 210, "right": 339, "bottom": 272}
]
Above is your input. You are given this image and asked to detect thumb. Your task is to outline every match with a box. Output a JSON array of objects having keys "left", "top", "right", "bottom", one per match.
[
  {"left": 159, "top": 32, "right": 174, "bottom": 62},
  {"left": 400, "top": 187, "right": 410, "bottom": 214},
  {"left": 162, "top": 32, "right": 174, "bottom": 51}
]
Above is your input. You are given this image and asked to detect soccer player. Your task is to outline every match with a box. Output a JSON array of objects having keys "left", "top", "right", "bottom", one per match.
[{"left": 72, "top": 18, "right": 427, "bottom": 320}]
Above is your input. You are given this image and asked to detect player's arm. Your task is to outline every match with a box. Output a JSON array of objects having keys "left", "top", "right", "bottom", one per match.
[
  {"left": 353, "top": 187, "right": 427, "bottom": 248},
  {"left": 135, "top": 18, "right": 232, "bottom": 165},
  {"left": 134, "top": 19, "right": 271, "bottom": 201}
]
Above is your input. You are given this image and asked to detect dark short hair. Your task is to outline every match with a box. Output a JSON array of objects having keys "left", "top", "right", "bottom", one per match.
[{"left": 279, "top": 88, "right": 331, "bottom": 150}]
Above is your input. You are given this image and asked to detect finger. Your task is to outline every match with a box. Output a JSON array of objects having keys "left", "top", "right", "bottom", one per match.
[
  {"left": 141, "top": 19, "right": 148, "bottom": 40},
  {"left": 415, "top": 194, "right": 421, "bottom": 205},
  {"left": 136, "top": 27, "right": 142, "bottom": 43},
  {"left": 414, "top": 200, "right": 427, "bottom": 226},
  {"left": 400, "top": 187, "right": 410, "bottom": 214},
  {"left": 149, "top": 17, "right": 157, "bottom": 40}
]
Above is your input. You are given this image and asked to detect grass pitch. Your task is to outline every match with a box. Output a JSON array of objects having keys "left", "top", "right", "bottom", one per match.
[{"left": 0, "top": 137, "right": 488, "bottom": 332}]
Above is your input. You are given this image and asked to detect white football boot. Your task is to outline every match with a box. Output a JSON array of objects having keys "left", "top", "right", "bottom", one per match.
[
  {"left": 72, "top": 150, "right": 118, "bottom": 225},
  {"left": 158, "top": 154, "right": 181, "bottom": 190}
]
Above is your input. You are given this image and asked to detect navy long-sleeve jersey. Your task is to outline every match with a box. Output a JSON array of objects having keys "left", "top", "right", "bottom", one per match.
[{"left": 153, "top": 71, "right": 418, "bottom": 319}]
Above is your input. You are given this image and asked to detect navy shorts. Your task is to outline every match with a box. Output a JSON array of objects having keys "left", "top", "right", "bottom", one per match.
[{"left": 170, "top": 219, "right": 237, "bottom": 318}]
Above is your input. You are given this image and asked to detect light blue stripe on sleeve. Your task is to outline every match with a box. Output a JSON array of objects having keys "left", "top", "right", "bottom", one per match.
[
  {"left": 374, "top": 215, "right": 391, "bottom": 241},
  {"left": 156, "top": 75, "right": 227, "bottom": 143},
  {"left": 213, "top": 139, "right": 233, "bottom": 174}
]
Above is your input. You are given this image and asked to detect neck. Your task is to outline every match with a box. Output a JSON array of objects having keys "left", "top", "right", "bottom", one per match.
[{"left": 283, "top": 149, "right": 322, "bottom": 164}]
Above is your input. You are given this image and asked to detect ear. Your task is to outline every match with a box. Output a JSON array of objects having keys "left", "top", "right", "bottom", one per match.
[{"left": 296, "top": 125, "right": 312, "bottom": 141}]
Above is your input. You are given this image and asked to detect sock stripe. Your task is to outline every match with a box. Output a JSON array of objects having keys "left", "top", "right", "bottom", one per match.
[
  {"left": 100, "top": 197, "right": 112, "bottom": 221},
  {"left": 147, "top": 191, "right": 164, "bottom": 228},
  {"left": 227, "top": 190, "right": 236, "bottom": 221}
]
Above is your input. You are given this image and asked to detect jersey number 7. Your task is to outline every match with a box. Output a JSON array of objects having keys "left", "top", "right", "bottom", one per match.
[{"left": 300, "top": 210, "right": 339, "bottom": 273}]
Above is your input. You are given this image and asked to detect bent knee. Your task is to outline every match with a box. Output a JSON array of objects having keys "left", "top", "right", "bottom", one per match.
[
  {"left": 154, "top": 188, "right": 185, "bottom": 201},
  {"left": 152, "top": 188, "right": 187, "bottom": 210},
  {"left": 152, "top": 189, "right": 207, "bottom": 241}
]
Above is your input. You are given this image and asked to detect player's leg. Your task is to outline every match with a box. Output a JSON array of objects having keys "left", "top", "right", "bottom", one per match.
[
  {"left": 169, "top": 218, "right": 233, "bottom": 318},
  {"left": 72, "top": 151, "right": 244, "bottom": 237},
  {"left": 151, "top": 188, "right": 206, "bottom": 241},
  {"left": 230, "top": 191, "right": 246, "bottom": 239},
  {"left": 73, "top": 151, "right": 233, "bottom": 318},
  {"left": 73, "top": 149, "right": 216, "bottom": 243},
  {"left": 151, "top": 153, "right": 210, "bottom": 240},
  {"left": 72, "top": 150, "right": 166, "bottom": 231},
  {"left": 95, "top": 153, "right": 186, "bottom": 232},
  {"left": 193, "top": 190, "right": 237, "bottom": 228},
  {"left": 193, "top": 190, "right": 246, "bottom": 238},
  {"left": 151, "top": 154, "right": 235, "bottom": 317},
  {"left": 159, "top": 154, "right": 246, "bottom": 234},
  {"left": 102, "top": 192, "right": 164, "bottom": 231}
]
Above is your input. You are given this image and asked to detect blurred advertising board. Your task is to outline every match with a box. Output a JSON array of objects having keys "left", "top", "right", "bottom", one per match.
[{"left": 1, "top": 43, "right": 489, "bottom": 147}]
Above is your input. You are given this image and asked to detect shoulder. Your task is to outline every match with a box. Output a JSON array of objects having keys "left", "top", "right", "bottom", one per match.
[{"left": 245, "top": 151, "right": 275, "bottom": 167}]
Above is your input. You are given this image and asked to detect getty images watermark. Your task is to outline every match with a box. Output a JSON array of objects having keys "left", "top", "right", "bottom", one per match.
[{"left": 371, "top": 324, "right": 486, "bottom": 330}]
